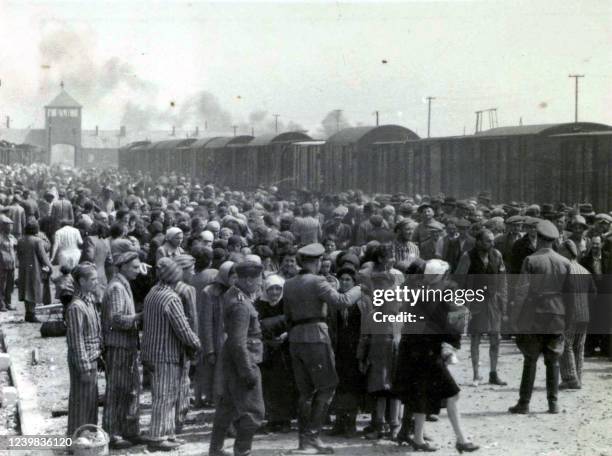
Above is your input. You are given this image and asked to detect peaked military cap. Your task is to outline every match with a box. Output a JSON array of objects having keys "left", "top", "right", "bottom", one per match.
[
  {"left": 536, "top": 220, "right": 559, "bottom": 241},
  {"left": 298, "top": 243, "right": 326, "bottom": 258}
]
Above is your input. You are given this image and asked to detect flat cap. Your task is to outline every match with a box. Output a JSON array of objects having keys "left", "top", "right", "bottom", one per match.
[
  {"left": 235, "top": 260, "right": 264, "bottom": 277},
  {"left": 455, "top": 218, "right": 471, "bottom": 228},
  {"left": 298, "top": 243, "right": 326, "bottom": 258},
  {"left": 536, "top": 220, "right": 559, "bottom": 240},
  {"left": 506, "top": 215, "right": 524, "bottom": 224},
  {"left": 418, "top": 203, "right": 433, "bottom": 212},
  {"left": 570, "top": 215, "right": 588, "bottom": 227},
  {"left": 595, "top": 213, "right": 612, "bottom": 223},
  {"left": 113, "top": 251, "right": 139, "bottom": 268},
  {"left": 0, "top": 214, "right": 14, "bottom": 224}
]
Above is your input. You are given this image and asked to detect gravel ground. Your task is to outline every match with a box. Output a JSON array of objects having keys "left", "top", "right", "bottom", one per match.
[{"left": 1, "top": 298, "right": 611, "bottom": 456}]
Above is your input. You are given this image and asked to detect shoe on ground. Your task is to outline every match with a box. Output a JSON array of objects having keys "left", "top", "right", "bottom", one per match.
[
  {"left": 425, "top": 414, "right": 439, "bottom": 422},
  {"left": 489, "top": 372, "right": 508, "bottom": 386},
  {"left": 508, "top": 402, "right": 529, "bottom": 414},
  {"left": 109, "top": 436, "right": 134, "bottom": 449},
  {"left": 456, "top": 441, "right": 480, "bottom": 453},
  {"left": 548, "top": 402, "right": 559, "bottom": 414},
  {"left": 559, "top": 380, "right": 581, "bottom": 390},
  {"left": 25, "top": 314, "right": 40, "bottom": 323},
  {"left": 0, "top": 307, "right": 7, "bottom": 312},
  {"left": 147, "top": 440, "right": 181, "bottom": 452},
  {"left": 303, "top": 435, "right": 334, "bottom": 454},
  {"left": 125, "top": 434, "right": 151, "bottom": 445}
]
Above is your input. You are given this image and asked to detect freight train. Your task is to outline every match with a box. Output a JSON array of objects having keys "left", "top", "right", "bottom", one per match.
[
  {"left": 118, "top": 121, "right": 612, "bottom": 209},
  {"left": 0, "top": 140, "right": 44, "bottom": 166}
]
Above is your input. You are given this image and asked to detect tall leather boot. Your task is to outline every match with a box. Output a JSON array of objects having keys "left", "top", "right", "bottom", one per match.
[
  {"left": 233, "top": 430, "right": 255, "bottom": 456},
  {"left": 344, "top": 413, "right": 357, "bottom": 438},
  {"left": 209, "top": 424, "right": 230, "bottom": 456},
  {"left": 509, "top": 357, "right": 536, "bottom": 414},
  {"left": 546, "top": 361, "right": 560, "bottom": 414},
  {"left": 304, "top": 394, "right": 334, "bottom": 454}
]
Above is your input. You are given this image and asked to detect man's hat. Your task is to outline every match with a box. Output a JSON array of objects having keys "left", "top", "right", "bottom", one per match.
[
  {"left": 456, "top": 218, "right": 471, "bottom": 228},
  {"left": 536, "top": 220, "right": 559, "bottom": 241},
  {"left": 418, "top": 203, "right": 433, "bottom": 213},
  {"left": 235, "top": 260, "right": 264, "bottom": 277},
  {"left": 579, "top": 203, "right": 595, "bottom": 217},
  {"left": 428, "top": 221, "right": 445, "bottom": 232},
  {"left": 595, "top": 213, "right": 612, "bottom": 224},
  {"left": 0, "top": 214, "right": 13, "bottom": 225},
  {"left": 505, "top": 215, "right": 524, "bottom": 225},
  {"left": 569, "top": 215, "right": 588, "bottom": 227},
  {"left": 298, "top": 243, "right": 326, "bottom": 259},
  {"left": 523, "top": 216, "right": 540, "bottom": 227}
]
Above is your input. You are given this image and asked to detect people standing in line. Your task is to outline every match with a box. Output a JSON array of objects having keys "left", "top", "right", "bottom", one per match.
[
  {"left": 101, "top": 251, "right": 144, "bottom": 449},
  {"left": 66, "top": 263, "right": 102, "bottom": 437},
  {"left": 142, "top": 258, "right": 201, "bottom": 452},
  {"left": 557, "top": 240, "right": 594, "bottom": 389}
]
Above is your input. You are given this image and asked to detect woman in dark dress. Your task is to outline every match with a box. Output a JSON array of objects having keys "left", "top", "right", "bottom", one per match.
[
  {"left": 254, "top": 274, "right": 296, "bottom": 433},
  {"left": 329, "top": 264, "right": 367, "bottom": 437},
  {"left": 393, "top": 259, "right": 479, "bottom": 453}
]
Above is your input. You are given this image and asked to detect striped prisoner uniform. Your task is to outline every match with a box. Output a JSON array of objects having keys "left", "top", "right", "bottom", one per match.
[
  {"left": 392, "top": 239, "right": 420, "bottom": 264},
  {"left": 66, "top": 291, "right": 102, "bottom": 436},
  {"left": 174, "top": 281, "right": 198, "bottom": 429},
  {"left": 560, "top": 261, "right": 594, "bottom": 384},
  {"left": 101, "top": 273, "right": 141, "bottom": 439},
  {"left": 142, "top": 284, "right": 201, "bottom": 441}
]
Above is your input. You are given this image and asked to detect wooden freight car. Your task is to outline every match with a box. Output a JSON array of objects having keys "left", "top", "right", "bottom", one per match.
[
  {"left": 233, "top": 132, "right": 311, "bottom": 190},
  {"left": 201, "top": 136, "right": 254, "bottom": 186},
  {"left": 322, "top": 125, "right": 419, "bottom": 194}
]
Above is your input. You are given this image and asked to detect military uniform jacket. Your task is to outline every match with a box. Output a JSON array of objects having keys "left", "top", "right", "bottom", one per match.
[
  {"left": 283, "top": 271, "right": 361, "bottom": 344},
  {"left": 514, "top": 248, "right": 574, "bottom": 334},
  {"left": 222, "top": 286, "right": 263, "bottom": 381}
]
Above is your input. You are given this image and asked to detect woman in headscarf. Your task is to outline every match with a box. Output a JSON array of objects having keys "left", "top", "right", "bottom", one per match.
[
  {"left": 198, "top": 261, "right": 236, "bottom": 406},
  {"left": 393, "top": 259, "right": 479, "bottom": 453},
  {"left": 156, "top": 227, "right": 185, "bottom": 262},
  {"left": 254, "top": 274, "right": 296, "bottom": 433},
  {"left": 51, "top": 219, "right": 83, "bottom": 270},
  {"left": 328, "top": 264, "right": 368, "bottom": 437},
  {"left": 358, "top": 244, "right": 403, "bottom": 440}
]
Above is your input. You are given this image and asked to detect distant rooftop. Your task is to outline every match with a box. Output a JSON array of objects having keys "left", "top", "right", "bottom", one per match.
[{"left": 45, "top": 89, "right": 82, "bottom": 108}]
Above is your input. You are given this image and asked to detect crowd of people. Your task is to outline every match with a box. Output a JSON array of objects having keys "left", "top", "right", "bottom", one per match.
[{"left": 0, "top": 162, "right": 610, "bottom": 455}]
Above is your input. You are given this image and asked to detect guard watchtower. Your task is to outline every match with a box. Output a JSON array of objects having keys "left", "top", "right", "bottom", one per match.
[{"left": 44, "top": 82, "right": 82, "bottom": 166}]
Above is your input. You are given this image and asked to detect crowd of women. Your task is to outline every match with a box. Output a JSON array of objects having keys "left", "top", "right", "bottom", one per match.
[{"left": 0, "top": 162, "right": 610, "bottom": 454}]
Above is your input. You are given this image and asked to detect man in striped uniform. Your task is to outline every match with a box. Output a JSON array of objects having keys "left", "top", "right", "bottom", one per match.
[
  {"left": 172, "top": 254, "right": 198, "bottom": 433},
  {"left": 142, "top": 257, "right": 201, "bottom": 452},
  {"left": 392, "top": 219, "right": 420, "bottom": 265},
  {"left": 209, "top": 260, "right": 265, "bottom": 456},
  {"left": 101, "top": 251, "right": 143, "bottom": 449},
  {"left": 66, "top": 263, "right": 102, "bottom": 437}
]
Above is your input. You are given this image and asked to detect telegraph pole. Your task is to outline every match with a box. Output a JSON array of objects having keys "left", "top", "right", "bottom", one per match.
[
  {"left": 232, "top": 125, "right": 237, "bottom": 137},
  {"left": 568, "top": 74, "right": 584, "bottom": 122},
  {"left": 426, "top": 96, "right": 435, "bottom": 138},
  {"left": 336, "top": 110, "right": 342, "bottom": 132},
  {"left": 273, "top": 114, "right": 280, "bottom": 133},
  {"left": 374, "top": 110, "right": 379, "bottom": 126}
]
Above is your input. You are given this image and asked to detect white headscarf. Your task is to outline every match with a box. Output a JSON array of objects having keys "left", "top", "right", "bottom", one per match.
[{"left": 261, "top": 274, "right": 285, "bottom": 305}]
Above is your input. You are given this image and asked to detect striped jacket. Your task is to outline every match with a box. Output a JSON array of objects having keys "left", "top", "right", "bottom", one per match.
[
  {"left": 175, "top": 281, "right": 198, "bottom": 335},
  {"left": 567, "top": 260, "right": 595, "bottom": 324},
  {"left": 101, "top": 273, "right": 139, "bottom": 350},
  {"left": 142, "top": 284, "right": 201, "bottom": 364},
  {"left": 66, "top": 292, "right": 103, "bottom": 374}
]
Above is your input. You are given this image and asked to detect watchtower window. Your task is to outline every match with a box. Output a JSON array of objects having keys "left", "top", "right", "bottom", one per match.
[{"left": 47, "top": 109, "right": 79, "bottom": 117}]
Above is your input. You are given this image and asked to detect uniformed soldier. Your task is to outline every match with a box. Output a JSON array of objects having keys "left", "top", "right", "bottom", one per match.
[
  {"left": 283, "top": 243, "right": 361, "bottom": 454},
  {"left": 209, "top": 260, "right": 265, "bottom": 456},
  {"left": 509, "top": 220, "right": 573, "bottom": 414}
]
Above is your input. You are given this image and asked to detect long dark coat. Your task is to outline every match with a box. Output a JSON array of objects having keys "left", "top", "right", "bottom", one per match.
[
  {"left": 254, "top": 298, "right": 296, "bottom": 423},
  {"left": 17, "top": 235, "right": 52, "bottom": 303}
]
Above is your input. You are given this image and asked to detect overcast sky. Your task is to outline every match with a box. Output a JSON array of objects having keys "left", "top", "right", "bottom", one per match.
[{"left": 0, "top": 0, "right": 610, "bottom": 138}]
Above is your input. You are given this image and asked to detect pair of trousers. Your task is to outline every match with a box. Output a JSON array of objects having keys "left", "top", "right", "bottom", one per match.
[
  {"left": 290, "top": 342, "right": 338, "bottom": 437},
  {"left": 67, "top": 359, "right": 98, "bottom": 436},
  {"left": 560, "top": 323, "right": 587, "bottom": 383},
  {"left": 102, "top": 347, "right": 141, "bottom": 438},
  {"left": 516, "top": 334, "right": 563, "bottom": 405},
  {"left": 149, "top": 362, "right": 181, "bottom": 441},
  {"left": 0, "top": 268, "right": 14, "bottom": 309}
]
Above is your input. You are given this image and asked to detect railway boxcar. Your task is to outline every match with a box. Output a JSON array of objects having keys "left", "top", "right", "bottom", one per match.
[
  {"left": 202, "top": 136, "right": 253, "bottom": 186},
  {"left": 285, "top": 141, "right": 326, "bottom": 192},
  {"left": 323, "top": 125, "right": 419, "bottom": 193},
  {"left": 236, "top": 132, "right": 311, "bottom": 189}
]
